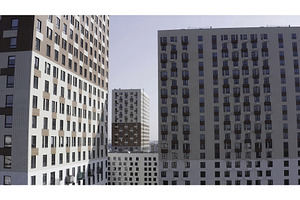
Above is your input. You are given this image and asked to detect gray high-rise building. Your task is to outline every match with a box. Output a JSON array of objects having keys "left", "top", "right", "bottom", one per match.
[
  {"left": 111, "top": 89, "right": 150, "bottom": 152},
  {"left": 158, "top": 26, "right": 300, "bottom": 185},
  {"left": 0, "top": 15, "right": 109, "bottom": 185}
]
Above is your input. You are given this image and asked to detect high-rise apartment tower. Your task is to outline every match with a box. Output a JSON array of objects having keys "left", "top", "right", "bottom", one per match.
[
  {"left": 0, "top": 15, "right": 109, "bottom": 185},
  {"left": 158, "top": 27, "right": 300, "bottom": 185},
  {"left": 112, "top": 89, "right": 150, "bottom": 152}
]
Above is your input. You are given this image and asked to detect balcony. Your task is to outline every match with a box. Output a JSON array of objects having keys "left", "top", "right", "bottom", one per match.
[
  {"left": 161, "top": 94, "right": 168, "bottom": 99},
  {"left": 77, "top": 172, "right": 85, "bottom": 181},
  {"left": 161, "top": 149, "right": 168, "bottom": 153},
  {"left": 254, "top": 111, "right": 261, "bottom": 115},
  {"left": 252, "top": 74, "right": 259, "bottom": 79},
  {"left": 183, "top": 130, "right": 190, "bottom": 135},
  {"left": 233, "top": 75, "right": 239, "bottom": 79},
  {"left": 255, "top": 129, "right": 261, "bottom": 134},
  {"left": 161, "top": 130, "right": 168, "bottom": 135},
  {"left": 160, "top": 41, "right": 167, "bottom": 46},
  {"left": 182, "top": 93, "right": 189, "bottom": 98},
  {"left": 263, "top": 65, "right": 269, "bottom": 70},
  {"left": 252, "top": 56, "right": 258, "bottom": 61},
  {"left": 233, "top": 92, "right": 240, "bottom": 97},
  {"left": 253, "top": 92, "right": 260, "bottom": 97},
  {"left": 161, "top": 76, "right": 167, "bottom": 81},
  {"left": 182, "top": 75, "right": 189, "bottom": 80},
  {"left": 251, "top": 38, "right": 257, "bottom": 43},
  {"left": 183, "top": 149, "right": 190, "bottom": 153},
  {"left": 232, "top": 56, "right": 239, "bottom": 61},
  {"left": 231, "top": 39, "right": 238, "bottom": 43},
  {"left": 65, "top": 175, "right": 75, "bottom": 184},
  {"left": 234, "top": 129, "right": 241, "bottom": 134},
  {"left": 183, "top": 111, "right": 190, "bottom": 116}
]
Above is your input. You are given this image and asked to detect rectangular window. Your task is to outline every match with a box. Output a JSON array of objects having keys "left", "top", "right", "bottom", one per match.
[
  {"left": 4, "top": 135, "right": 12, "bottom": 147},
  {"left": 31, "top": 135, "right": 36, "bottom": 148},
  {"left": 5, "top": 115, "right": 12, "bottom": 128},
  {"left": 7, "top": 76, "right": 14, "bottom": 88},
  {"left": 32, "top": 96, "right": 38, "bottom": 108},
  {"left": 32, "top": 115, "right": 37, "bottom": 128},
  {"left": 54, "top": 50, "right": 59, "bottom": 61},
  {"left": 44, "top": 80, "right": 49, "bottom": 93},
  {"left": 43, "top": 155, "right": 47, "bottom": 167},
  {"left": 9, "top": 37, "right": 17, "bottom": 49},
  {"left": 4, "top": 156, "right": 12, "bottom": 168},
  {"left": 36, "top": 19, "right": 42, "bottom": 32},
  {"left": 5, "top": 95, "right": 13, "bottom": 107},
  {"left": 33, "top": 76, "right": 38, "bottom": 89},
  {"left": 43, "top": 117, "right": 48, "bottom": 129},
  {"left": 47, "top": 27, "right": 52, "bottom": 40},
  {"left": 11, "top": 18, "right": 18, "bottom": 30},
  {"left": 35, "top": 38, "right": 40, "bottom": 51},
  {"left": 56, "top": 17, "right": 60, "bottom": 29},
  {"left": 8, "top": 56, "right": 16, "bottom": 68},
  {"left": 34, "top": 56, "right": 39, "bottom": 70},
  {"left": 46, "top": 45, "right": 51, "bottom": 57}
]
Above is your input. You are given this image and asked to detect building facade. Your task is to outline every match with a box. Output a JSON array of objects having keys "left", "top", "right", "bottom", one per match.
[
  {"left": 0, "top": 15, "right": 109, "bottom": 185},
  {"left": 107, "top": 152, "right": 158, "bottom": 185},
  {"left": 112, "top": 89, "right": 150, "bottom": 152},
  {"left": 158, "top": 27, "right": 300, "bottom": 185}
]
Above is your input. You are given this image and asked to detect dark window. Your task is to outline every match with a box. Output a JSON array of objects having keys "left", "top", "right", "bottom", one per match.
[
  {"left": 36, "top": 19, "right": 42, "bottom": 32},
  {"left": 4, "top": 116, "right": 12, "bottom": 129},
  {"left": 6, "top": 76, "right": 14, "bottom": 88},
  {"left": 5, "top": 95, "right": 13, "bottom": 107},
  {"left": 11, "top": 18, "right": 19, "bottom": 30},
  {"left": 34, "top": 57, "right": 39, "bottom": 70},
  {"left": 8, "top": 56, "right": 16, "bottom": 68},
  {"left": 9, "top": 37, "right": 17, "bottom": 48},
  {"left": 35, "top": 38, "right": 40, "bottom": 51}
]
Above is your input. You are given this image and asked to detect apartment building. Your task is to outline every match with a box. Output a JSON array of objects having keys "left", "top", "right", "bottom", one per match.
[
  {"left": 107, "top": 152, "right": 158, "bottom": 185},
  {"left": 158, "top": 26, "right": 300, "bottom": 185},
  {"left": 112, "top": 89, "right": 150, "bottom": 152},
  {"left": 0, "top": 15, "right": 109, "bottom": 185}
]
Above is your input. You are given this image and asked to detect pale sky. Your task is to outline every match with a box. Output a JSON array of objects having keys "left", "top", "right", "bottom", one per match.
[{"left": 108, "top": 15, "right": 300, "bottom": 141}]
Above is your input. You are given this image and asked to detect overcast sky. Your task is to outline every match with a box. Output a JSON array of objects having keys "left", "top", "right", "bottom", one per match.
[{"left": 108, "top": 15, "right": 300, "bottom": 141}]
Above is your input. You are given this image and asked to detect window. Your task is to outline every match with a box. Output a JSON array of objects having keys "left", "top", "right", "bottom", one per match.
[
  {"left": 32, "top": 95, "right": 38, "bottom": 108},
  {"left": 32, "top": 116, "right": 37, "bottom": 128},
  {"left": 46, "top": 45, "right": 51, "bottom": 57},
  {"left": 5, "top": 115, "right": 12, "bottom": 128},
  {"left": 6, "top": 76, "right": 14, "bottom": 88},
  {"left": 43, "top": 117, "right": 48, "bottom": 129},
  {"left": 42, "top": 155, "right": 48, "bottom": 168},
  {"left": 47, "top": 27, "right": 52, "bottom": 40},
  {"left": 35, "top": 38, "right": 40, "bottom": 51},
  {"left": 9, "top": 37, "right": 17, "bottom": 48},
  {"left": 8, "top": 56, "right": 16, "bottom": 68},
  {"left": 56, "top": 17, "right": 60, "bottom": 29},
  {"left": 33, "top": 76, "right": 38, "bottom": 89},
  {"left": 4, "top": 156, "right": 11, "bottom": 168},
  {"left": 4, "top": 135, "right": 12, "bottom": 147},
  {"left": 44, "top": 80, "right": 49, "bottom": 93},
  {"left": 5, "top": 95, "right": 13, "bottom": 107},
  {"left": 36, "top": 19, "right": 42, "bottom": 32},
  {"left": 54, "top": 50, "right": 59, "bottom": 61},
  {"left": 34, "top": 56, "right": 39, "bottom": 69},
  {"left": 11, "top": 18, "right": 19, "bottom": 30}
]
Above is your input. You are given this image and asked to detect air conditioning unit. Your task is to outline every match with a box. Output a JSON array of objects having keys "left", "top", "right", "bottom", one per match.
[
  {"left": 55, "top": 178, "right": 62, "bottom": 185},
  {"left": 66, "top": 175, "right": 75, "bottom": 184}
]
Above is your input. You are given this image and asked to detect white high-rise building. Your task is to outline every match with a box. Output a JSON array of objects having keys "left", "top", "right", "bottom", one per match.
[
  {"left": 107, "top": 152, "right": 158, "bottom": 185},
  {"left": 0, "top": 15, "right": 109, "bottom": 185},
  {"left": 158, "top": 26, "right": 300, "bottom": 185},
  {"left": 112, "top": 89, "right": 150, "bottom": 152}
]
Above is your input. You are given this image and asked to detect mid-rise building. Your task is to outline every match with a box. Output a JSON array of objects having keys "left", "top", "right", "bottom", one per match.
[
  {"left": 0, "top": 15, "right": 109, "bottom": 185},
  {"left": 158, "top": 26, "right": 300, "bottom": 185},
  {"left": 107, "top": 152, "right": 158, "bottom": 185},
  {"left": 112, "top": 89, "right": 150, "bottom": 152}
]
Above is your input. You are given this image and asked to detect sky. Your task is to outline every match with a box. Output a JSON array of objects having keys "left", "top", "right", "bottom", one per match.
[{"left": 108, "top": 15, "right": 300, "bottom": 141}]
